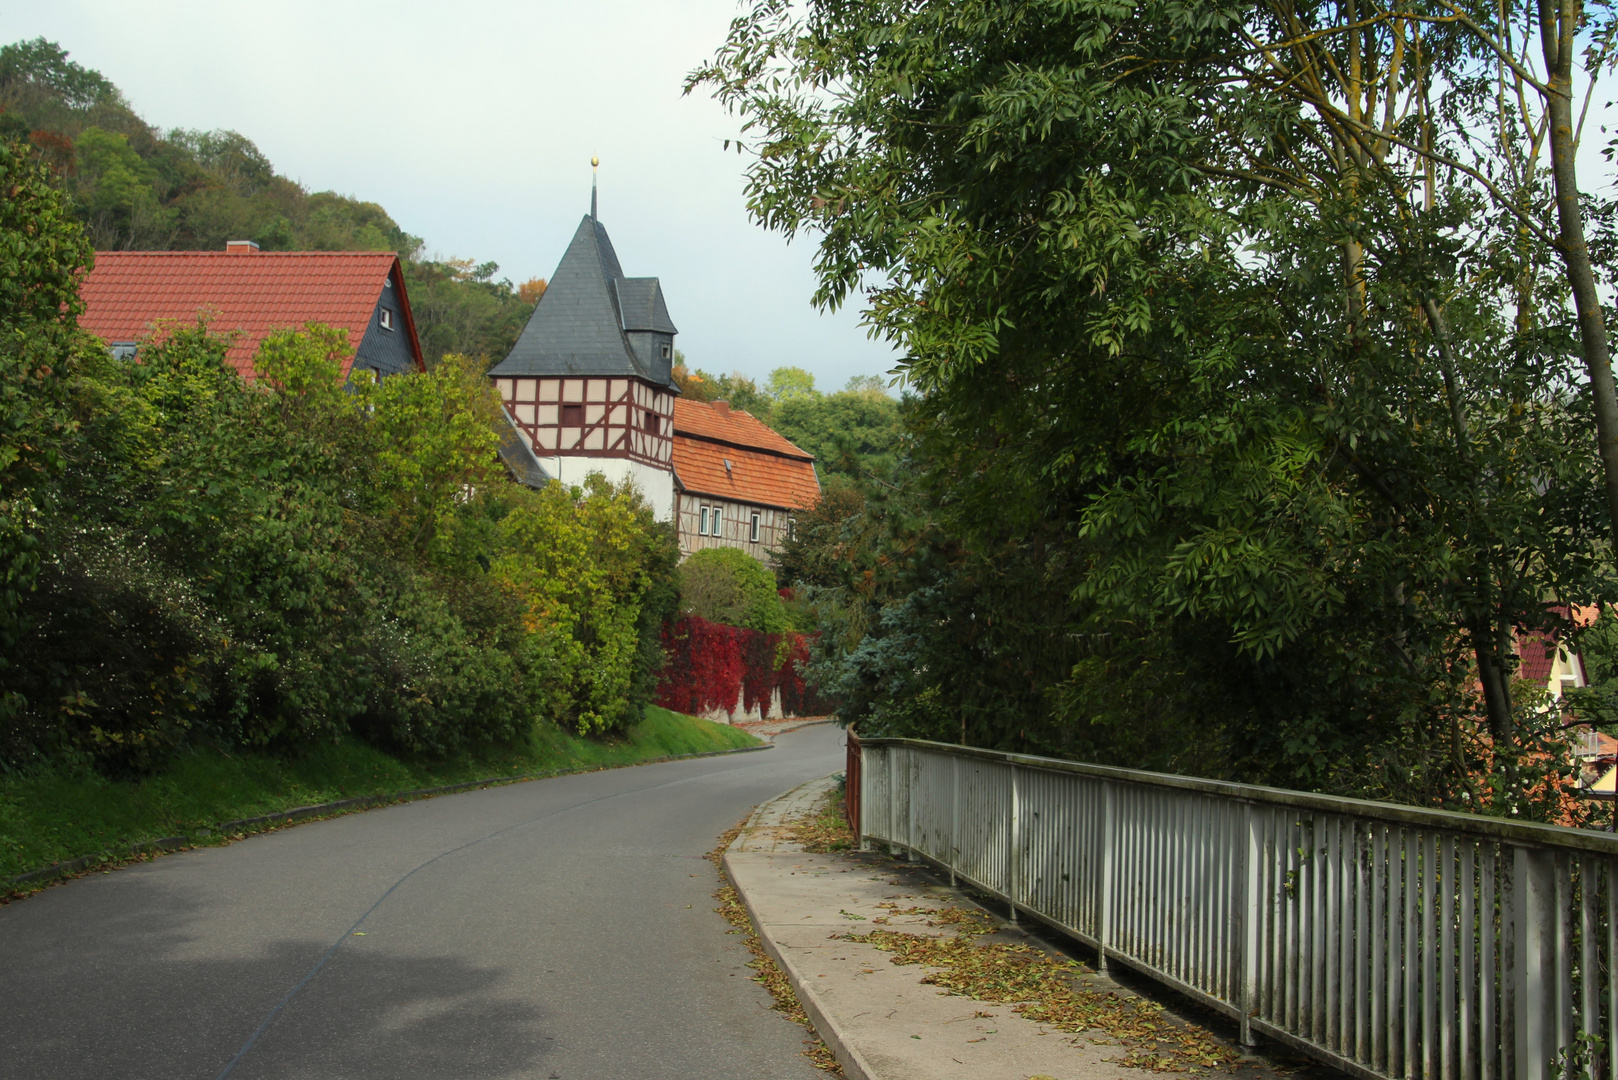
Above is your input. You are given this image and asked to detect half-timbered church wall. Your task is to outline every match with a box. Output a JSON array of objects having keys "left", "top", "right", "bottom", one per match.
[{"left": 488, "top": 203, "right": 681, "bottom": 520}]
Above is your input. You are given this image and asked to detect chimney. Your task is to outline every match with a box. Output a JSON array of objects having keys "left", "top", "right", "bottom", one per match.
[
  {"left": 712, "top": 400, "right": 730, "bottom": 419},
  {"left": 225, "top": 240, "right": 260, "bottom": 255}
]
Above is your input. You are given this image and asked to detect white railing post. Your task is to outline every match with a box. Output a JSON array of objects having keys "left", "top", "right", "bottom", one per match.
[
  {"left": 1240, "top": 801, "right": 1262, "bottom": 1047},
  {"left": 907, "top": 750, "right": 919, "bottom": 861},
  {"left": 950, "top": 756, "right": 961, "bottom": 888},
  {"left": 1009, "top": 764, "right": 1022, "bottom": 924},
  {"left": 1098, "top": 779, "right": 1116, "bottom": 974},
  {"left": 1515, "top": 845, "right": 1556, "bottom": 1080}
]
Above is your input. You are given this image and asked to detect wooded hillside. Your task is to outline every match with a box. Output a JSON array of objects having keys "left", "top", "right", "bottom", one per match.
[{"left": 0, "top": 38, "right": 537, "bottom": 365}]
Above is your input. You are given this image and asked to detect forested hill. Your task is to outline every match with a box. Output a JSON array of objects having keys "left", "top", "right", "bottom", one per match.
[{"left": 0, "top": 38, "right": 538, "bottom": 364}]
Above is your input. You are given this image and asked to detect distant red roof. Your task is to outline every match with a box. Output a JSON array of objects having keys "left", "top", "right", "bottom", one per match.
[
  {"left": 672, "top": 399, "right": 819, "bottom": 510},
  {"left": 78, "top": 249, "right": 421, "bottom": 379}
]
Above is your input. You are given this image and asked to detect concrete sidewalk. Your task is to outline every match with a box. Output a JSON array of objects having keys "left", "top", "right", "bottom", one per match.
[{"left": 725, "top": 774, "right": 1314, "bottom": 1080}]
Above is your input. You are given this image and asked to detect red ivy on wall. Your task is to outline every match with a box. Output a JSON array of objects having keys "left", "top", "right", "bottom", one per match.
[{"left": 656, "top": 616, "right": 834, "bottom": 718}]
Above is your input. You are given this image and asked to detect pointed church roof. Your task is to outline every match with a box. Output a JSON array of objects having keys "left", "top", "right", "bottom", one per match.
[{"left": 490, "top": 215, "right": 678, "bottom": 385}]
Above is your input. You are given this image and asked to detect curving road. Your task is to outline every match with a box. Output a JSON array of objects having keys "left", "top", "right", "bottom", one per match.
[{"left": 0, "top": 723, "right": 844, "bottom": 1080}]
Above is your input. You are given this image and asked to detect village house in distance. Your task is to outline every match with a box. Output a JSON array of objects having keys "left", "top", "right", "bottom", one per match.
[
  {"left": 76, "top": 240, "right": 556, "bottom": 490},
  {"left": 78, "top": 241, "right": 426, "bottom": 380},
  {"left": 490, "top": 177, "right": 819, "bottom": 561}
]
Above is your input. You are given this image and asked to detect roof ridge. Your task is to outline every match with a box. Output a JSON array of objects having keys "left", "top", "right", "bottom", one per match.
[{"left": 674, "top": 429, "right": 814, "bottom": 461}]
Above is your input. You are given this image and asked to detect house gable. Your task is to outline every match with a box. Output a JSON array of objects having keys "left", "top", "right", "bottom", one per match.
[{"left": 78, "top": 246, "right": 424, "bottom": 380}]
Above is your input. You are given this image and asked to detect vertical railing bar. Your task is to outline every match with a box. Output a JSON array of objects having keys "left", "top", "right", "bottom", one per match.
[
  {"left": 1282, "top": 814, "right": 1296, "bottom": 1033},
  {"left": 1495, "top": 841, "right": 1507, "bottom": 1080},
  {"left": 1374, "top": 824, "right": 1388, "bottom": 1074},
  {"left": 1582, "top": 856, "right": 1598, "bottom": 1079},
  {"left": 1405, "top": 829, "right": 1420, "bottom": 1080},
  {"left": 1461, "top": 838, "right": 1476, "bottom": 1080},
  {"left": 1171, "top": 794, "right": 1181, "bottom": 974},
  {"left": 1557, "top": 853, "right": 1574, "bottom": 1059},
  {"left": 1097, "top": 780, "right": 1114, "bottom": 975},
  {"left": 1335, "top": 817, "right": 1350, "bottom": 1054},
  {"left": 1606, "top": 858, "right": 1616, "bottom": 1080},
  {"left": 1356, "top": 821, "right": 1370, "bottom": 1066},
  {"left": 1426, "top": 830, "right": 1439, "bottom": 1080},
  {"left": 1482, "top": 842, "right": 1497, "bottom": 1080},
  {"left": 1389, "top": 826, "right": 1404, "bottom": 1079},
  {"left": 1318, "top": 815, "right": 1332, "bottom": 1046},
  {"left": 1240, "top": 801, "right": 1260, "bottom": 1047},
  {"left": 1442, "top": 833, "right": 1457, "bottom": 1080}
]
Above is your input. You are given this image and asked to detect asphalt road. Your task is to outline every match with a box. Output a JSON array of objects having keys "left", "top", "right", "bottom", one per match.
[{"left": 0, "top": 723, "right": 845, "bottom": 1080}]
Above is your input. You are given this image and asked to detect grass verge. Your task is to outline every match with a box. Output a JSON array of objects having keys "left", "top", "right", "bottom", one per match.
[
  {"left": 1, "top": 706, "right": 758, "bottom": 888},
  {"left": 709, "top": 818, "right": 846, "bottom": 1076}
]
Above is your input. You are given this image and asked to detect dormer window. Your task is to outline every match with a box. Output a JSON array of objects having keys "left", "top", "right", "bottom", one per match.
[
  {"left": 661, "top": 343, "right": 671, "bottom": 360},
  {"left": 380, "top": 307, "right": 395, "bottom": 330}
]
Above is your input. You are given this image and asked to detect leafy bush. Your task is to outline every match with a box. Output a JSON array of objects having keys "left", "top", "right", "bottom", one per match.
[
  {"left": 679, "top": 546, "right": 793, "bottom": 634},
  {"left": 0, "top": 159, "right": 678, "bottom": 769}
]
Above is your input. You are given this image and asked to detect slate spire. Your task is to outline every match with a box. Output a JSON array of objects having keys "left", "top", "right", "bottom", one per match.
[{"left": 490, "top": 182, "right": 679, "bottom": 387}]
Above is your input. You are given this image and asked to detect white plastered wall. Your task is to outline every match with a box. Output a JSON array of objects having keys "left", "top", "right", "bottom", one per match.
[{"left": 537, "top": 454, "right": 676, "bottom": 521}]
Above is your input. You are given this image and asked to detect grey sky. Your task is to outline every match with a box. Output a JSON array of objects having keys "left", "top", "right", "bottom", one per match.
[{"left": 2, "top": 0, "right": 902, "bottom": 391}]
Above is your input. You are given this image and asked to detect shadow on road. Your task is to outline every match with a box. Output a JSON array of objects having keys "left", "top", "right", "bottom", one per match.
[{"left": 0, "top": 873, "right": 553, "bottom": 1080}]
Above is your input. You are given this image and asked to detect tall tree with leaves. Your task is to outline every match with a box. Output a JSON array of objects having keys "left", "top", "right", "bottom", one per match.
[{"left": 694, "top": 0, "right": 1612, "bottom": 804}]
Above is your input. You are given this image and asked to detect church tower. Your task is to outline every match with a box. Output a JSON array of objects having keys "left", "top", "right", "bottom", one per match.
[{"left": 489, "top": 178, "right": 680, "bottom": 518}]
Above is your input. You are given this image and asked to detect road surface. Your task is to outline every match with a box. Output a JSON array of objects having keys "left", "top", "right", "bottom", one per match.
[{"left": 0, "top": 723, "right": 844, "bottom": 1079}]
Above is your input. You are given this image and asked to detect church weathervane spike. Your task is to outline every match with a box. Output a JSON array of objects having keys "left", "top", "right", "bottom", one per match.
[{"left": 591, "top": 156, "right": 599, "bottom": 220}]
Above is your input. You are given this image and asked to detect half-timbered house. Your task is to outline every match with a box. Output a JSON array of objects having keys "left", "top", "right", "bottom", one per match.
[{"left": 672, "top": 399, "right": 820, "bottom": 561}]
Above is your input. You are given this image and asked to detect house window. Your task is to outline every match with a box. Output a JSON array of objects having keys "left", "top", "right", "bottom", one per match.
[
  {"left": 661, "top": 343, "right": 672, "bottom": 360},
  {"left": 379, "top": 307, "right": 395, "bottom": 330},
  {"left": 561, "top": 403, "right": 584, "bottom": 426},
  {"left": 787, "top": 518, "right": 795, "bottom": 541},
  {"left": 644, "top": 410, "right": 658, "bottom": 433},
  {"left": 711, "top": 506, "right": 722, "bottom": 534},
  {"left": 699, "top": 506, "right": 710, "bottom": 536},
  {"left": 750, "top": 512, "right": 760, "bottom": 543}
]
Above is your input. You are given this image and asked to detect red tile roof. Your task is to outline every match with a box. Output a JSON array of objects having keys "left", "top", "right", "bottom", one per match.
[
  {"left": 673, "top": 398, "right": 809, "bottom": 458},
  {"left": 78, "top": 250, "right": 421, "bottom": 379},
  {"left": 672, "top": 399, "right": 819, "bottom": 510}
]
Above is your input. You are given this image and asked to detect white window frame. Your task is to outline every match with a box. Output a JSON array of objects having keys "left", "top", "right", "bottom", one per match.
[
  {"left": 379, "top": 307, "right": 395, "bottom": 330},
  {"left": 699, "top": 506, "right": 710, "bottom": 536},
  {"left": 710, "top": 505, "right": 722, "bottom": 535},
  {"left": 750, "top": 512, "right": 760, "bottom": 543}
]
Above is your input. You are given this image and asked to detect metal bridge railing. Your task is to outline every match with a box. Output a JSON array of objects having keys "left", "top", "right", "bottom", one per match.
[{"left": 854, "top": 736, "right": 1618, "bottom": 1080}]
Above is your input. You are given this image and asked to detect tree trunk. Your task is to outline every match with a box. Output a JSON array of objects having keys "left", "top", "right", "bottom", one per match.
[
  {"left": 1471, "top": 618, "right": 1515, "bottom": 744},
  {"left": 1540, "top": 0, "right": 1618, "bottom": 545}
]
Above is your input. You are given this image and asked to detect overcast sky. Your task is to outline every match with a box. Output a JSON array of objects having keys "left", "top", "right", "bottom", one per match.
[{"left": 2, "top": 1, "right": 902, "bottom": 391}]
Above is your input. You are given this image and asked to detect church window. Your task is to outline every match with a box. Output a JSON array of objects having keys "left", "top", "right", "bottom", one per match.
[
  {"left": 661, "top": 343, "right": 672, "bottom": 360},
  {"left": 750, "top": 513, "right": 760, "bottom": 542},
  {"left": 644, "top": 410, "right": 658, "bottom": 433},
  {"left": 561, "top": 403, "right": 584, "bottom": 426}
]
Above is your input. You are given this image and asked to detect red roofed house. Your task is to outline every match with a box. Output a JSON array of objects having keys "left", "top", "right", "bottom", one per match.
[
  {"left": 78, "top": 240, "right": 424, "bottom": 381},
  {"left": 672, "top": 398, "right": 818, "bottom": 560}
]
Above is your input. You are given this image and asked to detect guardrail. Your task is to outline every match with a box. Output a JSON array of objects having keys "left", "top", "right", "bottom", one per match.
[{"left": 854, "top": 736, "right": 1618, "bottom": 1080}]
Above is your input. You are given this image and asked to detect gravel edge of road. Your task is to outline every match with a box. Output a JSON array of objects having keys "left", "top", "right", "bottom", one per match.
[{"left": 4, "top": 741, "right": 775, "bottom": 897}]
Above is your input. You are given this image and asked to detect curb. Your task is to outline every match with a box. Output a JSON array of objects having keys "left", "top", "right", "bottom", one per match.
[
  {"left": 6, "top": 740, "right": 773, "bottom": 894},
  {"left": 723, "top": 776, "right": 881, "bottom": 1080}
]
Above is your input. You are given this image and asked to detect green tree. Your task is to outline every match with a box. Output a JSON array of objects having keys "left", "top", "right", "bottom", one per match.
[
  {"left": 766, "top": 366, "right": 816, "bottom": 401},
  {"left": 694, "top": 0, "right": 1612, "bottom": 811},
  {"left": 679, "top": 546, "right": 793, "bottom": 633}
]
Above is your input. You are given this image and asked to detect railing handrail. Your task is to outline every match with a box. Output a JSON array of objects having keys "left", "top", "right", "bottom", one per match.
[{"left": 856, "top": 734, "right": 1618, "bottom": 855}]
